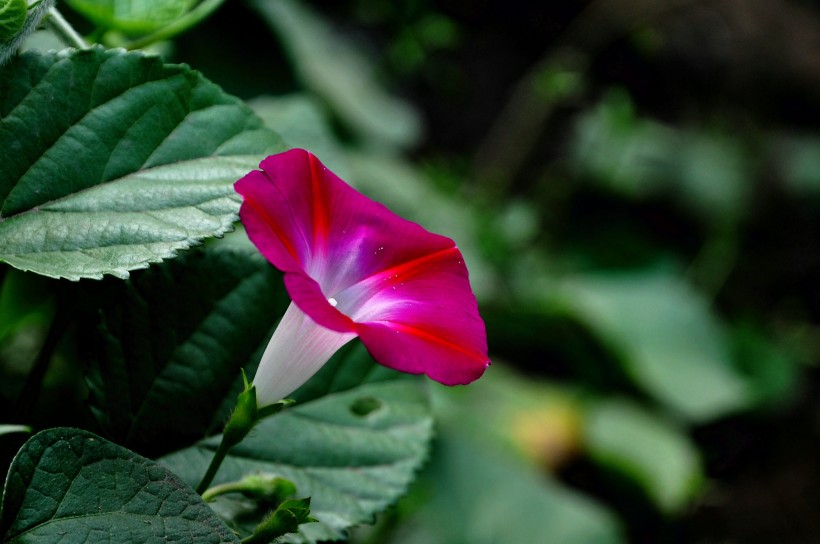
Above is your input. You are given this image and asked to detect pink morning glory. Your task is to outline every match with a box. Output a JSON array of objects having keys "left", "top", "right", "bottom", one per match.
[{"left": 235, "top": 149, "right": 490, "bottom": 406}]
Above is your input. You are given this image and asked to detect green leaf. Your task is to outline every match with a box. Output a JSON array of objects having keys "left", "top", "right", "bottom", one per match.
[
  {"left": 0, "top": 427, "right": 239, "bottom": 543},
  {"left": 0, "top": 0, "right": 53, "bottom": 67},
  {"left": 248, "top": 94, "right": 349, "bottom": 178},
  {"left": 394, "top": 367, "right": 621, "bottom": 543},
  {"left": 396, "top": 422, "right": 624, "bottom": 544},
  {"left": 251, "top": 0, "right": 422, "bottom": 150},
  {"left": 0, "top": 47, "right": 284, "bottom": 280},
  {"left": 560, "top": 271, "right": 752, "bottom": 421},
  {"left": 161, "top": 379, "right": 434, "bottom": 543},
  {"left": 583, "top": 398, "right": 703, "bottom": 513},
  {"left": 572, "top": 90, "right": 750, "bottom": 224},
  {"left": 0, "top": 0, "right": 26, "bottom": 42},
  {"left": 65, "top": 0, "right": 197, "bottom": 35},
  {"left": 84, "top": 241, "right": 289, "bottom": 457}
]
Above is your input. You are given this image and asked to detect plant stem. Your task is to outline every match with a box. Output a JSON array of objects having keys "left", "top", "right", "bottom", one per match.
[
  {"left": 240, "top": 532, "right": 269, "bottom": 544},
  {"left": 200, "top": 480, "right": 247, "bottom": 502},
  {"left": 122, "top": 0, "right": 227, "bottom": 50},
  {"left": 45, "top": 7, "right": 89, "bottom": 49},
  {"left": 195, "top": 435, "right": 235, "bottom": 495}
]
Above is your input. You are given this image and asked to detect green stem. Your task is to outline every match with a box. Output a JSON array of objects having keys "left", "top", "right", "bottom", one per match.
[
  {"left": 200, "top": 480, "right": 248, "bottom": 502},
  {"left": 121, "top": 0, "right": 227, "bottom": 50},
  {"left": 240, "top": 532, "right": 269, "bottom": 544},
  {"left": 196, "top": 375, "right": 261, "bottom": 495},
  {"left": 195, "top": 436, "right": 235, "bottom": 495},
  {"left": 45, "top": 7, "right": 89, "bottom": 49}
]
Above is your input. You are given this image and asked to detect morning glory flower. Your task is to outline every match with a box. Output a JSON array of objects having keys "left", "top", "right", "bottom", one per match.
[{"left": 235, "top": 149, "right": 490, "bottom": 406}]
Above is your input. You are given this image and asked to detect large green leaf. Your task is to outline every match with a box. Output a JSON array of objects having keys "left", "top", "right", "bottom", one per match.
[
  {"left": 0, "top": 47, "right": 284, "bottom": 280},
  {"left": 390, "top": 368, "right": 622, "bottom": 544},
  {"left": 560, "top": 272, "right": 752, "bottom": 421},
  {"left": 85, "top": 241, "right": 290, "bottom": 457},
  {"left": 0, "top": 427, "right": 239, "bottom": 543},
  {"left": 394, "top": 423, "right": 624, "bottom": 544},
  {"left": 161, "top": 378, "right": 434, "bottom": 543}
]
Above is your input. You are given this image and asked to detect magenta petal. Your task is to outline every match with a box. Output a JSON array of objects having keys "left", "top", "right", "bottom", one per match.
[
  {"left": 349, "top": 246, "right": 490, "bottom": 384},
  {"left": 235, "top": 169, "right": 309, "bottom": 274},
  {"left": 236, "top": 148, "right": 490, "bottom": 388},
  {"left": 283, "top": 272, "right": 355, "bottom": 333},
  {"left": 358, "top": 321, "right": 489, "bottom": 385}
]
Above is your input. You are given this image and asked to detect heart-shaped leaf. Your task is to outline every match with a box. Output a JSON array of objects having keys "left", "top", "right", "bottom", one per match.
[
  {"left": 0, "top": 47, "right": 284, "bottom": 280},
  {"left": 161, "top": 378, "right": 433, "bottom": 543},
  {"left": 0, "top": 427, "right": 240, "bottom": 543}
]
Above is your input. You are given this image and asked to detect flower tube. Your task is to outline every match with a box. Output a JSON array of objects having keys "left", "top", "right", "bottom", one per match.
[{"left": 235, "top": 149, "right": 490, "bottom": 406}]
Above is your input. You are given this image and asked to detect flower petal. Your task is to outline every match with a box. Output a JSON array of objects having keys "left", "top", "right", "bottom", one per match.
[
  {"left": 253, "top": 302, "right": 356, "bottom": 406},
  {"left": 283, "top": 272, "right": 355, "bottom": 333},
  {"left": 349, "top": 247, "right": 490, "bottom": 385},
  {"left": 235, "top": 167, "right": 311, "bottom": 274},
  {"left": 238, "top": 149, "right": 454, "bottom": 295},
  {"left": 236, "top": 148, "right": 490, "bottom": 388},
  {"left": 357, "top": 321, "right": 488, "bottom": 385}
]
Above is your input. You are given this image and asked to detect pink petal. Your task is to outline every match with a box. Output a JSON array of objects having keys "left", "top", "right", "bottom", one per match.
[
  {"left": 236, "top": 149, "right": 490, "bottom": 387},
  {"left": 346, "top": 246, "right": 490, "bottom": 385},
  {"left": 253, "top": 302, "right": 356, "bottom": 406}
]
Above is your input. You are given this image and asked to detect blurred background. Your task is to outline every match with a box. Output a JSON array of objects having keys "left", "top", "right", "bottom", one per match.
[
  {"left": 120, "top": 0, "right": 820, "bottom": 541},
  {"left": 10, "top": 0, "right": 820, "bottom": 542}
]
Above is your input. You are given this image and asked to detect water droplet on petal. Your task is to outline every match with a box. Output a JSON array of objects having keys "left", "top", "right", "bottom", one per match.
[{"left": 328, "top": 297, "right": 338, "bottom": 307}]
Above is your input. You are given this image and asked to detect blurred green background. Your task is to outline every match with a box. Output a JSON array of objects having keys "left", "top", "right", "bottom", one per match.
[{"left": 7, "top": 0, "right": 820, "bottom": 542}]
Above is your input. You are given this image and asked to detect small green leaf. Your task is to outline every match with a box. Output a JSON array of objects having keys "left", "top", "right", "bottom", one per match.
[
  {"left": 0, "top": 0, "right": 26, "bottom": 42},
  {"left": 248, "top": 498, "right": 316, "bottom": 542},
  {"left": 0, "top": 427, "right": 240, "bottom": 543},
  {"left": 560, "top": 271, "right": 752, "bottom": 421},
  {"left": 584, "top": 398, "right": 704, "bottom": 513},
  {"left": 0, "top": 47, "right": 285, "bottom": 280},
  {"left": 66, "top": 0, "right": 197, "bottom": 35},
  {"left": 161, "top": 379, "right": 434, "bottom": 543}
]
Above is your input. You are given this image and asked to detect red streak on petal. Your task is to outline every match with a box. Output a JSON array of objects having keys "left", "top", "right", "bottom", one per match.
[
  {"left": 309, "top": 153, "right": 330, "bottom": 246},
  {"left": 244, "top": 196, "right": 302, "bottom": 267},
  {"left": 364, "top": 246, "right": 461, "bottom": 288},
  {"left": 373, "top": 321, "right": 488, "bottom": 363}
]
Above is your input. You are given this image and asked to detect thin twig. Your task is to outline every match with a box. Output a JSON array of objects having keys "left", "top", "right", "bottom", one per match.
[{"left": 46, "top": 7, "right": 89, "bottom": 49}]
